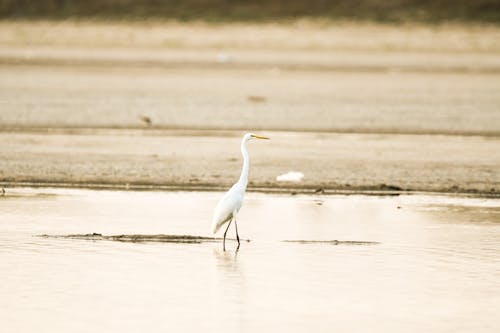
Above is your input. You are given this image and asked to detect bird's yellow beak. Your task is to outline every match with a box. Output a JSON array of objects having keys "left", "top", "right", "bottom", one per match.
[{"left": 251, "top": 134, "right": 270, "bottom": 140}]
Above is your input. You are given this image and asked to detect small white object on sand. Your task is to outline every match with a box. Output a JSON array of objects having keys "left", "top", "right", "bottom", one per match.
[
  {"left": 216, "top": 53, "right": 232, "bottom": 64},
  {"left": 276, "top": 171, "right": 304, "bottom": 182}
]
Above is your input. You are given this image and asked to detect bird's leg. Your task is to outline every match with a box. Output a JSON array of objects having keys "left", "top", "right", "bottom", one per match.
[
  {"left": 234, "top": 218, "right": 240, "bottom": 249},
  {"left": 223, "top": 219, "right": 232, "bottom": 251}
]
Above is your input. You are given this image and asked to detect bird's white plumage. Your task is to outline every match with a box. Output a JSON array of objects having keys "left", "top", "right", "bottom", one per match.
[
  {"left": 211, "top": 182, "right": 244, "bottom": 234},
  {"left": 210, "top": 133, "right": 269, "bottom": 238}
]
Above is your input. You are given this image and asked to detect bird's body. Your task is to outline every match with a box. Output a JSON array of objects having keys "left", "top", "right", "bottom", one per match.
[
  {"left": 211, "top": 133, "right": 269, "bottom": 250},
  {"left": 211, "top": 181, "right": 245, "bottom": 234}
]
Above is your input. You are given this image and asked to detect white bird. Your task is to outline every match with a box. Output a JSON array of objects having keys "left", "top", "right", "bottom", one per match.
[{"left": 211, "top": 133, "right": 270, "bottom": 250}]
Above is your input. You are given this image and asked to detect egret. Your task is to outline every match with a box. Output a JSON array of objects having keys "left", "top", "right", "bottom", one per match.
[{"left": 211, "top": 133, "right": 270, "bottom": 250}]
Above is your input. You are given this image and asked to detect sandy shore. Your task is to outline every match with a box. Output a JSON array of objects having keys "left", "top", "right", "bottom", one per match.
[
  {"left": 1, "top": 65, "right": 500, "bottom": 136},
  {"left": 1, "top": 21, "right": 499, "bottom": 195},
  {"left": 0, "top": 129, "right": 498, "bottom": 195},
  {"left": 1, "top": 21, "right": 500, "bottom": 135}
]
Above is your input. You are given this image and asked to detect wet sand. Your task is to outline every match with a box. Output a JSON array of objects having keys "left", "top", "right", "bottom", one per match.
[
  {"left": 38, "top": 233, "right": 248, "bottom": 244},
  {"left": 38, "top": 233, "right": 376, "bottom": 245},
  {"left": 0, "top": 130, "right": 498, "bottom": 195}
]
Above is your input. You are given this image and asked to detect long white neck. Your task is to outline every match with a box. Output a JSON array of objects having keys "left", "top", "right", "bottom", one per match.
[{"left": 238, "top": 138, "right": 250, "bottom": 186}]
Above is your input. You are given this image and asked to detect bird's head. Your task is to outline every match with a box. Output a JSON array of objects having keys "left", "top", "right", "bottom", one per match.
[{"left": 244, "top": 133, "right": 270, "bottom": 142}]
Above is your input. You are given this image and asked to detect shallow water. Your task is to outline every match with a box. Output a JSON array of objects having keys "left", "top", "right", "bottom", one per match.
[{"left": 1, "top": 188, "right": 499, "bottom": 332}]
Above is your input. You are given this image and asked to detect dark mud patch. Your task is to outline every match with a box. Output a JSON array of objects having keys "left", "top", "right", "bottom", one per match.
[
  {"left": 283, "top": 240, "right": 380, "bottom": 245},
  {"left": 0, "top": 190, "right": 57, "bottom": 200},
  {"left": 37, "top": 234, "right": 377, "bottom": 245},
  {"left": 38, "top": 233, "right": 249, "bottom": 244}
]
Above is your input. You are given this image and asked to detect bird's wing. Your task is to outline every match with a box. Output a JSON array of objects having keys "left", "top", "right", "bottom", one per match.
[{"left": 211, "top": 185, "right": 243, "bottom": 234}]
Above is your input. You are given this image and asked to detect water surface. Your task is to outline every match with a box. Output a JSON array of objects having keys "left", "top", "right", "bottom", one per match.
[{"left": 1, "top": 188, "right": 499, "bottom": 332}]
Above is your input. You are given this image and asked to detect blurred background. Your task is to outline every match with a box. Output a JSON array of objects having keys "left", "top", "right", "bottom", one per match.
[
  {"left": 0, "top": 0, "right": 499, "bottom": 192},
  {"left": 1, "top": 0, "right": 500, "bottom": 22}
]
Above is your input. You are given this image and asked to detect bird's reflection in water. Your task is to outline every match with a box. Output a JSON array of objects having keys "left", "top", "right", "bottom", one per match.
[
  {"left": 212, "top": 247, "right": 248, "bottom": 318},
  {"left": 210, "top": 249, "right": 249, "bottom": 332},
  {"left": 212, "top": 247, "right": 240, "bottom": 274}
]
